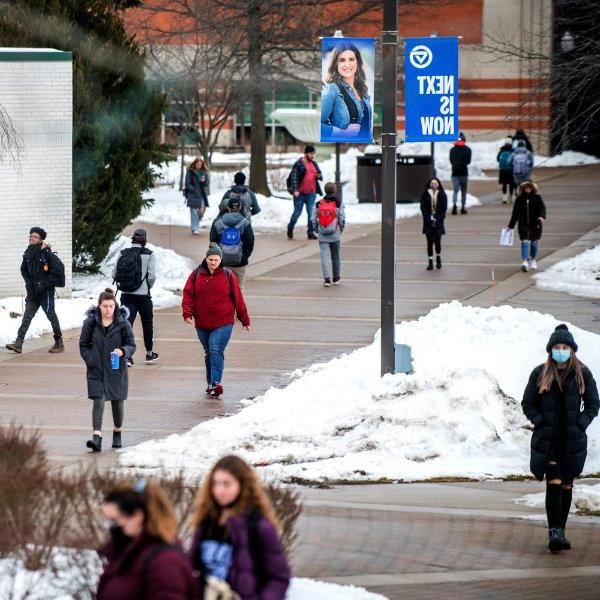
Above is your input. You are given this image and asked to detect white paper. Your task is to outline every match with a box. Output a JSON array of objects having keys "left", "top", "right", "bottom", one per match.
[{"left": 500, "top": 228, "right": 514, "bottom": 246}]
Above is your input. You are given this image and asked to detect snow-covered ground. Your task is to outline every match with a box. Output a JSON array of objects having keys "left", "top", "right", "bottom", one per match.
[
  {"left": 518, "top": 483, "right": 600, "bottom": 514},
  {"left": 0, "top": 236, "right": 193, "bottom": 347},
  {"left": 534, "top": 244, "right": 600, "bottom": 299},
  {"left": 120, "top": 302, "right": 600, "bottom": 483},
  {"left": 0, "top": 554, "right": 386, "bottom": 600}
]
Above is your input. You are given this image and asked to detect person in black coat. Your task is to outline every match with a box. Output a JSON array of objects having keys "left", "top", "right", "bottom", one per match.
[
  {"left": 420, "top": 177, "right": 448, "bottom": 270},
  {"left": 522, "top": 324, "right": 599, "bottom": 552},
  {"left": 512, "top": 128, "right": 533, "bottom": 152},
  {"left": 184, "top": 157, "right": 210, "bottom": 235},
  {"left": 79, "top": 288, "right": 136, "bottom": 452},
  {"left": 449, "top": 132, "right": 472, "bottom": 215},
  {"left": 507, "top": 181, "right": 546, "bottom": 272}
]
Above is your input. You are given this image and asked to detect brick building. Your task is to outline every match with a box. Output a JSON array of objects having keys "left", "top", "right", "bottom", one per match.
[
  {"left": 127, "top": 0, "right": 552, "bottom": 152},
  {"left": 0, "top": 48, "right": 73, "bottom": 297}
]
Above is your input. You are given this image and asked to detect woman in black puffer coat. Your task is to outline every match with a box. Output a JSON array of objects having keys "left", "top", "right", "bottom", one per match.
[
  {"left": 522, "top": 324, "right": 599, "bottom": 552},
  {"left": 420, "top": 177, "right": 448, "bottom": 271},
  {"left": 80, "top": 288, "right": 136, "bottom": 453}
]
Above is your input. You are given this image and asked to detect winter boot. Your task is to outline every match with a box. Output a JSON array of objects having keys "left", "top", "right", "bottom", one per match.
[
  {"left": 48, "top": 335, "right": 64, "bottom": 353},
  {"left": 461, "top": 207, "right": 468, "bottom": 215},
  {"left": 112, "top": 430, "right": 122, "bottom": 449},
  {"left": 307, "top": 233, "right": 318, "bottom": 240},
  {"left": 287, "top": 227, "right": 293, "bottom": 240},
  {"left": 86, "top": 434, "right": 102, "bottom": 452},
  {"left": 548, "top": 527, "right": 563, "bottom": 552},
  {"left": 558, "top": 528, "right": 571, "bottom": 550},
  {"left": 436, "top": 255, "right": 442, "bottom": 269},
  {"left": 427, "top": 258, "right": 434, "bottom": 271},
  {"left": 451, "top": 205, "right": 458, "bottom": 215},
  {"left": 5, "top": 338, "right": 23, "bottom": 353}
]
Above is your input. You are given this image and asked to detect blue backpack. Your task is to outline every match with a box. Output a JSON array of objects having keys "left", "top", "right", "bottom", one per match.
[
  {"left": 498, "top": 149, "right": 512, "bottom": 171},
  {"left": 215, "top": 220, "right": 247, "bottom": 266}
]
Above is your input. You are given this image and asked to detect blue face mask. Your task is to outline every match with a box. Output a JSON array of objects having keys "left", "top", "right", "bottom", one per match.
[{"left": 552, "top": 348, "right": 571, "bottom": 363}]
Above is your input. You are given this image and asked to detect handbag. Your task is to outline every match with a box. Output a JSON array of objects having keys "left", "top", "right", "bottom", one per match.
[
  {"left": 499, "top": 228, "right": 514, "bottom": 246},
  {"left": 204, "top": 576, "right": 241, "bottom": 600}
]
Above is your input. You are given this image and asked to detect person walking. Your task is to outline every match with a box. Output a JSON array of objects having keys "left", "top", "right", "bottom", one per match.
[
  {"left": 113, "top": 229, "right": 158, "bottom": 367},
  {"left": 449, "top": 132, "right": 471, "bottom": 215},
  {"left": 6, "top": 227, "right": 66, "bottom": 354},
  {"left": 188, "top": 455, "right": 291, "bottom": 600},
  {"left": 97, "top": 479, "right": 196, "bottom": 600},
  {"left": 79, "top": 288, "right": 136, "bottom": 452},
  {"left": 507, "top": 181, "right": 546, "bottom": 272},
  {"left": 420, "top": 178, "right": 448, "bottom": 270},
  {"left": 522, "top": 324, "right": 599, "bottom": 552},
  {"left": 218, "top": 172, "right": 261, "bottom": 221},
  {"left": 286, "top": 145, "right": 323, "bottom": 240},
  {"left": 497, "top": 137, "right": 515, "bottom": 204},
  {"left": 512, "top": 128, "right": 534, "bottom": 152},
  {"left": 210, "top": 197, "right": 255, "bottom": 290},
  {"left": 311, "top": 182, "right": 345, "bottom": 287},
  {"left": 182, "top": 244, "right": 250, "bottom": 398},
  {"left": 508, "top": 140, "right": 534, "bottom": 186},
  {"left": 184, "top": 157, "right": 210, "bottom": 235}
]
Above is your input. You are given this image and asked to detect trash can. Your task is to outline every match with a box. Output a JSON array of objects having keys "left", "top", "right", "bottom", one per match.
[{"left": 357, "top": 154, "right": 434, "bottom": 203}]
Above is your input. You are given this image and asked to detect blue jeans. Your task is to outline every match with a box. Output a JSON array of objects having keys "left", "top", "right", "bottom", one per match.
[
  {"left": 196, "top": 324, "right": 233, "bottom": 385},
  {"left": 190, "top": 207, "right": 201, "bottom": 233},
  {"left": 521, "top": 240, "right": 539, "bottom": 260},
  {"left": 288, "top": 193, "right": 316, "bottom": 235},
  {"left": 451, "top": 176, "right": 468, "bottom": 207}
]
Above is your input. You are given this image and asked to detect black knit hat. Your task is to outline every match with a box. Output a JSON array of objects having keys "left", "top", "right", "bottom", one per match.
[
  {"left": 30, "top": 226, "right": 47, "bottom": 240},
  {"left": 304, "top": 145, "right": 316, "bottom": 153},
  {"left": 546, "top": 324, "right": 578, "bottom": 353}
]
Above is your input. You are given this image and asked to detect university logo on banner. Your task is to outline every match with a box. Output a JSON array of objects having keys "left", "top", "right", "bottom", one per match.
[
  {"left": 404, "top": 37, "right": 459, "bottom": 142},
  {"left": 320, "top": 37, "right": 376, "bottom": 144}
]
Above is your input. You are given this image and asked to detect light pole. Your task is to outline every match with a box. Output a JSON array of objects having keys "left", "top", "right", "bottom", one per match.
[{"left": 380, "top": 0, "right": 398, "bottom": 376}]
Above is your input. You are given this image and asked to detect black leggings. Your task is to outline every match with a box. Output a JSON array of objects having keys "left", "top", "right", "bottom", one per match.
[
  {"left": 501, "top": 181, "right": 515, "bottom": 195},
  {"left": 425, "top": 231, "right": 442, "bottom": 257},
  {"left": 92, "top": 398, "right": 124, "bottom": 431}
]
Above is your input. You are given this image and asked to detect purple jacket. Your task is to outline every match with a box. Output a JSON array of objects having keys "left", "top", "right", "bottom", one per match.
[
  {"left": 97, "top": 534, "right": 197, "bottom": 600},
  {"left": 188, "top": 513, "right": 291, "bottom": 600}
]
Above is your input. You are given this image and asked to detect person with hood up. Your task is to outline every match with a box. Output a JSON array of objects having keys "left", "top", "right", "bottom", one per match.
[
  {"left": 512, "top": 128, "right": 534, "bottom": 152},
  {"left": 311, "top": 182, "right": 345, "bottom": 287},
  {"left": 182, "top": 244, "right": 250, "bottom": 398},
  {"left": 449, "top": 132, "right": 472, "bottom": 215},
  {"left": 218, "top": 171, "right": 261, "bottom": 221},
  {"left": 6, "top": 227, "right": 65, "bottom": 354},
  {"left": 420, "top": 177, "right": 448, "bottom": 270},
  {"left": 210, "top": 197, "right": 255, "bottom": 290},
  {"left": 497, "top": 137, "right": 515, "bottom": 203},
  {"left": 522, "top": 324, "right": 599, "bottom": 552},
  {"left": 79, "top": 288, "right": 136, "bottom": 452},
  {"left": 508, "top": 140, "right": 534, "bottom": 186},
  {"left": 507, "top": 181, "right": 546, "bottom": 272}
]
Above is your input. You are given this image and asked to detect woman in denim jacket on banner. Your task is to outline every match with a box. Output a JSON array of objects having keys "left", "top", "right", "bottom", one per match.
[{"left": 321, "top": 42, "right": 372, "bottom": 143}]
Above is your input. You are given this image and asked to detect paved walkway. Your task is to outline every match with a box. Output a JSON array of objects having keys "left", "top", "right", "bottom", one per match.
[{"left": 1, "top": 165, "right": 600, "bottom": 597}]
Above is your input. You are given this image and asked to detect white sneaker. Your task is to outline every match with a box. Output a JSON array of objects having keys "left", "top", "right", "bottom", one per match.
[
  {"left": 521, "top": 260, "right": 528, "bottom": 272},
  {"left": 529, "top": 259, "right": 538, "bottom": 270}
]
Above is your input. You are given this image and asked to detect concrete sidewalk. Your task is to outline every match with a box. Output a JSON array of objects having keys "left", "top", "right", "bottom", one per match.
[{"left": 1, "top": 165, "right": 600, "bottom": 597}]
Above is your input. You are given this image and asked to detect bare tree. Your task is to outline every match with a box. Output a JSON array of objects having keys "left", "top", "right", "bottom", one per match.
[{"left": 0, "top": 103, "right": 23, "bottom": 175}]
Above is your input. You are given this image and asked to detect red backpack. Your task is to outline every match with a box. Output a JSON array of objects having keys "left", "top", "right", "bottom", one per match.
[{"left": 317, "top": 199, "right": 338, "bottom": 232}]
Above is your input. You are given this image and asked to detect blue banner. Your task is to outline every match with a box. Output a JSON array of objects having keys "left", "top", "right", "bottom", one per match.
[
  {"left": 404, "top": 37, "right": 459, "bottom": 142},
  {"left": 320, "top": 37, "right": 376, "bottom": 144}
]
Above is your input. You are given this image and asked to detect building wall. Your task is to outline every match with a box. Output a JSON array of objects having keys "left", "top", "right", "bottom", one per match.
[{"left": 0, "top": 50, "right": 73, "bottom": 298}]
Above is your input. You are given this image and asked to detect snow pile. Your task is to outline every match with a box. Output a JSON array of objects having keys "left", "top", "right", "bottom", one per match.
[
  {"left": 120, "top": 302, "right": 600, "bottom": 483},
  {"left": 534, "top": 244, "right": 600, "bottom": 299},
  {"left": 0, "top": 237, "right": 193, "bottom": 347},
  {"left": 0, "top": 554, "right": 386, "bottom": 600},
  {"left": 519, "top": 484, "right": 600, "bottom": 514}
]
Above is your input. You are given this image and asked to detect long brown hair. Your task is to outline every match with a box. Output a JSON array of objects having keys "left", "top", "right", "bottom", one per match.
[
  {"left": 97, "top": 287, "right": 120, "bottom": 323},
  {"left": 325, "top": 42, "right": 368, "bottom": 98},
  {"left": 103, "top": 480, "right": 177, "bottom": 544},
  {"left": 538, "top": 352, "right": 586, "bottom": 395},
  {"left": 191, "top": 455, "right": 280, "bottom": 531},
  {"left": 189, "top": 157, "right": 206, "bottom": 172}
]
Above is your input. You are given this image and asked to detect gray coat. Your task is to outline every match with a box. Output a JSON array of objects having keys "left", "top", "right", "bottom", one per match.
[
  {"left": 311, "top": 196, "right": 345, "bottom": 243},
  {"left": 79, "top": 306, "right": 136, "bottom": 401}
]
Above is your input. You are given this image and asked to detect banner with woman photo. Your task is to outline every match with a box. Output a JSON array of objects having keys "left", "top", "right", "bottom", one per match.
[{"left": 320, "top": 37, "right": 376, "bottom": 144}]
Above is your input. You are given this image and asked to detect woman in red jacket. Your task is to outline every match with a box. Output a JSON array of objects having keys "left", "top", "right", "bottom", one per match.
[
  {"left": 97, "top": 480, "right": 196, "bottom": 600},
  {"left": 182, "top": 243, "right": 251, "bottom": 397}
]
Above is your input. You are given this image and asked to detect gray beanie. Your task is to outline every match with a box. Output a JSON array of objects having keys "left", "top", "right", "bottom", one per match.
[
  {"left": 546, "top": 324, "right": 578, "bottom": 353},
  {"left": 206, "top": 243, "right": 222, "bottom": 258}
]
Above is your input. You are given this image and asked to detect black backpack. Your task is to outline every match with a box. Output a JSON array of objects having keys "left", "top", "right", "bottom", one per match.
[{"left": 114, "top": 247, "right": 152, "bottom": 293}]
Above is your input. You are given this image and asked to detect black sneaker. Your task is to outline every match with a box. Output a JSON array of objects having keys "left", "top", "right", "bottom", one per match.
[
  {"left": 126, "top": 357, "right": 134, "bottom": 368},
  {"left": 451, "top": 206, "right": 457, "bottom": 215},
  {"left": 323, "top": 278, "right": 331, "bottom": 287},
  {"left": 332, "top": 278, "right": 341, "bottom": 285},
  {"left": 461, "top": 207, "right": 468, "bottom": 215},
  {"left": 145, "top": 352, "right": 159, "bottom": 364},
  {"left": 287, "top": 228, "right": 293, "bottom": 240},
  {"left": 307, "top": 233, "right": 318, "bottom": 240}
]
